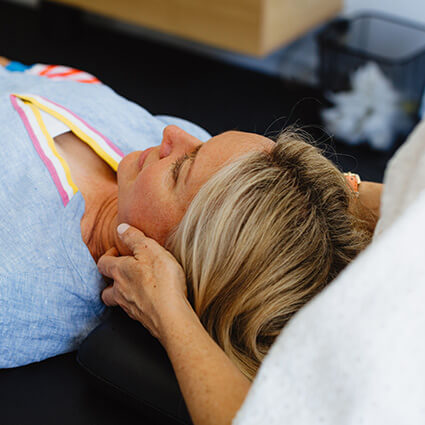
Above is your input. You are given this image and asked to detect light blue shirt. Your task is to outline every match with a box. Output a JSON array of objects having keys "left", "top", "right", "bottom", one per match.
[{"left": 0, "top": 66, "right": 211, "bottom": 368}]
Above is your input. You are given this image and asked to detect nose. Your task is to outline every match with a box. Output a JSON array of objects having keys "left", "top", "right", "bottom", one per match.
[{"left": 159, "top": 125, "right": 201, "bottom": 159}]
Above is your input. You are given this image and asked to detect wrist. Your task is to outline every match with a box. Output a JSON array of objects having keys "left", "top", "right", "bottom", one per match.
[{"left": 156, "top": 295, "right": 201, "bottom": 348}]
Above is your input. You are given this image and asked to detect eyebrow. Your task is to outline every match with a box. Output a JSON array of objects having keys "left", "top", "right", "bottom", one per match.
[{"left": 183, "top": 144, "right": 203, "bottom": 184}]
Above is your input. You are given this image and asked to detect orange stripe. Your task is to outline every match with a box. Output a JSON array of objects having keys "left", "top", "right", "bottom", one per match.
[
  {"left": 76, "top": 77, "right": 100, "bottom": 84},
  {"left": 47, "top": 69, "right": 82, "bottom": 78},
  {"left": 39, "top": 64, "right": 57, "bottom": 76}
]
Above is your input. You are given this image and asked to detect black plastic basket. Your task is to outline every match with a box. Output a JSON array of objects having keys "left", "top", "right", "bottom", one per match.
[{"left": 317, "top": 11, "right": 425, "bottom": 117}]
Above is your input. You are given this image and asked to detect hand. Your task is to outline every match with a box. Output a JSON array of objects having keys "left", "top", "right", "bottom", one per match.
[{"left": 97, "top": 224, "right": 188, "bottom": 341}]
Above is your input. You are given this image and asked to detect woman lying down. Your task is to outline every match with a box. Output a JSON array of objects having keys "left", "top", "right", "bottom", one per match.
[{"left": 0, "top": 57, "right": 382, "bottom": 375}]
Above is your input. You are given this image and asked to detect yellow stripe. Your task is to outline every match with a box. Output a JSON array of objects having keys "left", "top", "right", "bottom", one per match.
[
  {"left": 29, "top": 102, "right": 79, "bottom": 194},
  {"left": 15, "top": 94, "right": 119, "bottom": 172}
]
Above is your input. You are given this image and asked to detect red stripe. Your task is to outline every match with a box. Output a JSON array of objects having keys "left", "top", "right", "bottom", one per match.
[
  {"left": 46, "top": 69, "right": 82, "bottom": 78},
  {"left": 39, "top": 64, "right": 57, "bottom": 76},
  {"left": 75, "top": 77, "right": 100, "bottom": 84}
]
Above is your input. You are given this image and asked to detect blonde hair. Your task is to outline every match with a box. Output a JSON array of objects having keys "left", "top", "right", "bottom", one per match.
[{"left": 166, "top": 128, "right": 371, "bottom": 380}]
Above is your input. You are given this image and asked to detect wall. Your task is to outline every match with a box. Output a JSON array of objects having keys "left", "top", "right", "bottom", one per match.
[
  {"left": 343, "top": 0, "right": 425, "bottom": 25},
  {"left": 5, "top": 0, "right": 425, "bottom": 26}
]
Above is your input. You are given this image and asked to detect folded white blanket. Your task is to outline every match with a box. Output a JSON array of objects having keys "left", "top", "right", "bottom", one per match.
[{"left": 234, "top": 119, "right": 425, "bottom": 425}]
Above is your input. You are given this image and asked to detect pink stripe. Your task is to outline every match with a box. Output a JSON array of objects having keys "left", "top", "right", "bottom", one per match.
[
  {"left": 10, "top": 95, "right": 70, "bottom": 207},
  {"left": 39, "top": 96, "right": 124, "bottom": 158}
]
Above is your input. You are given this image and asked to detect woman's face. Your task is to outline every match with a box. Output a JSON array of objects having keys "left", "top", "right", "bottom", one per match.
[{"left": 117, "top": 125, "right": 274, "bottom": 245}]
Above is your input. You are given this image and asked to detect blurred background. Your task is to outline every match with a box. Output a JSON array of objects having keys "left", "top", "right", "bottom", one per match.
[{"left": 1, "top": 0, "right": 425, "bottom": 183}]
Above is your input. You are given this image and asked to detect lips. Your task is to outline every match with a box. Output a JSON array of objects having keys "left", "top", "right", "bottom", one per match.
[{"left": 138, "top": 147, "right": 155, "bottom": 170}]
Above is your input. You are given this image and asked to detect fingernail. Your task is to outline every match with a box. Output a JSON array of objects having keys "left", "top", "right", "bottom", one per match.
[{"left": 117, "top": 223, "right": 130, "bottom": 235}]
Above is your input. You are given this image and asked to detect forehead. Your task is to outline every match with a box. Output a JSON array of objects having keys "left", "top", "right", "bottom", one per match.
[
  {"left": 202, "top": 130, "right": 273, "bottom": 165},
  {"left": 186, "top": 130, "right": 273, "bottom": 191},
  {"left": 218, "top": 130, "right": 274, "bottom": 148}
]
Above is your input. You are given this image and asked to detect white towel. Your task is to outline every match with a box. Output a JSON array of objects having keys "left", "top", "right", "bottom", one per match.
[{"left": 234, "top": 119, "right": 425, "bottom": 425}]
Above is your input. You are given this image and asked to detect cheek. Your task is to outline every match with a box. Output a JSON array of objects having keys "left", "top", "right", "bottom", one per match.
[
  {"left": 119, "top": 171, "right": 182, "bottom": 243},
  {"left": 127, "top": 173, "right": 160, "bottom": 220}
]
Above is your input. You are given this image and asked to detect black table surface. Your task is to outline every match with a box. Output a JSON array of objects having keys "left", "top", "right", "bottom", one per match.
[{"left": 0, "top": 350, "right": 151, "bottom": 425}]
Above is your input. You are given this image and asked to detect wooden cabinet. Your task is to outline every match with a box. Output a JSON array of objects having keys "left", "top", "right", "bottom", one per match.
[{"left": 47, "top": 0, "right": 342, "bottom": 56}]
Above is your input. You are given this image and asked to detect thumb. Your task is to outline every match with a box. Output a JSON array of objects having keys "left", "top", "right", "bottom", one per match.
[{"left": 116, "top": 223, "right": 147, "bottom": 254}]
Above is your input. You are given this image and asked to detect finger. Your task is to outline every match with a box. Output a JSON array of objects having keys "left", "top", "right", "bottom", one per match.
[
  {"left": 117, "top": 223, "right": 149, "bottom": 254},
  {"left": 97, "top": 253, "right": 121, "bottom": 278},
  {"left": 97, "top": 247, "right": 119, "bottom": 268},
  {"left": 101, "top": 285, "right": 118, "bottom": 306},
  {"left": 104, "top": 246, "right": 119, "bottom": 257}
]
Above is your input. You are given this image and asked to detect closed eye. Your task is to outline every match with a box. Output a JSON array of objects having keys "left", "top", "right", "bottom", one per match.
[
  {"left": 171, "top": 145, "right": 202, "bottom": 183},
  {"left": 171, "top": 153, "right": 189, "bottom": 182}
]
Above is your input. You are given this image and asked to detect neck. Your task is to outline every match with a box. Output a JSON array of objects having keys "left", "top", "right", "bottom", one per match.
[{"left": 83, "top": 189, "right": 123, "bottom": 263}]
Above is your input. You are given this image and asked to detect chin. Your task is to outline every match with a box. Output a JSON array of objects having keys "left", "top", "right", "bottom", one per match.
[{"left": 117, "top": 151, "right": 142, "bottom": 184}]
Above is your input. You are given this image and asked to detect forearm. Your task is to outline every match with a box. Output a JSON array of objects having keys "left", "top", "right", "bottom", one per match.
[{"left": 159, "top": 298, "right": 251, "bottom": 425}]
